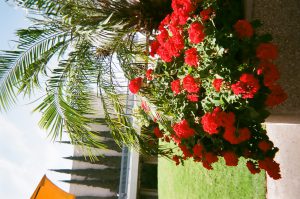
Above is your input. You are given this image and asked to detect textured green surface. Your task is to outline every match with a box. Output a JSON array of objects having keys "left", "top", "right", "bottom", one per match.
[{"left": 158, "top": 156, "right": 266, "bottom": 199}]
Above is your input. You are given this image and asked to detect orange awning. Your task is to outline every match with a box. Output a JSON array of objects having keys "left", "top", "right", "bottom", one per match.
[{"left": 31, "top": 175, "right": 75, "bottom": 199}]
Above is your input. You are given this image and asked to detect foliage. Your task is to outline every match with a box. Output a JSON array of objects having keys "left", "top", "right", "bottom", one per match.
[{"left": 129, "top": 0, "right": 287, "bottom": 179}]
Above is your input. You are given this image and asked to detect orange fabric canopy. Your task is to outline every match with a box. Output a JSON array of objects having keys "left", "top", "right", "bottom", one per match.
[{"left": 31, "top": 175, "right": 75, "bottom": 199}]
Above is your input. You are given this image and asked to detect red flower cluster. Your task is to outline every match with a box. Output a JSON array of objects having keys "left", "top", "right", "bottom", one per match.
[
  {"left": 183, "top": 74, "right": 200, "bottom": 93},
  {"left": 171, "top": 0, "right": 195, "bottom": 25},
  {"left": 129, "top": 77, "right": 142, "bottom": 94},
  {"left": 156, "top": 27, "right": 184, "bottom": 62},
  {"left": 213, "top": 78, "right": 223, "bottom": 92},
  {"left": 223, "top": 127, "right": 251, "bottom": 145},
  {"left": 223, "top": 151, "right": 239, "bottom": 166},
  {"left": 258, "top": 158, "right": 281, "bottom": 180},
  {"left": 200, "top": 8, "right": 214, "bottom": 21},
  {"left": 255, "top": 42, "right": 287, "bottom": 107},
  {"left": 258, "top": 140, "right": 273, "bottom": 152},
  {"left": 188, "top": 22, "right": 206, "bottom": 44},
  {"left": 201, "top": 107, "right": 235, "bottom": 135},
  {"left": 234, "top": 19, "right": 254, "bottom": 38},
  {"left": 187, "top": 94, "right": 199, "bottom": 102},
  {"left": 185, "top": 48, "right": 199, "bottom": 67},
  {"left": 257, "top": 61, "right": 279, "bottom": 86},
  {"left": 231, "top": 74, "right": 260, "bottom": 99},
  {"left": 256, "top": 43, "right": 278, "bottom": 60},
  {"left": 173, "top": 119, "right": 195, "bottom": 139},
  {"left": 265, "top": 84, "right": 288, "bottom": 107},
  {"left": 171, "top": 79, "right": 181, "bottom": 95}
]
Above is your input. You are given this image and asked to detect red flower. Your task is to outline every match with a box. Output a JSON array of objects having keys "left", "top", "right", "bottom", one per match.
[
  {"left": 150, "top": 41, "right": 160, "bottom": 57},
  {"left": 201, "top": 108, "right": 223, "bottom": 134},
  {"left": 257, "top": 61, "right": 280, "bottom": 86},
  {"left": 200, "top": 8, "right": 213, "bottom": 21},
  {"left": 223, "top": 127, "right": 251, "bottom": 144},
  {"left": 246, "top": 161, "right": 261, "bottom": 174},
  {"left": 231, "top": 74, "right": 260, "bottom": 99},
  {"left": 258, "top": 140, "right": 273, "bottom": 152},
  {"left": 256, "top": 43, "right": 278, "bottom": 60},
  {"left": 179, "top": 144, "right": 192, "bottom": 158},
  {"left": 187, "top": 94, "right": 199, "bottom": 102},
  {"left": 171, "top": 79, "right": 181, "bottom": 95},
  {"left": 221, "top": 112, "right": 236, "bottom": 127},
  {"left": 265, "top": 84, "right": 287, "bottom": 107},
  {"left": 129, "top": 77, "right": 142, "bottom": 94},
  {"left": 154, "top": 127, "right": 163, "bottom": 138},
  {"left": 157, "top": 46, "right": 172, "bottom": 62},
  {"left": 234, "top": 20, "right": 254, "bottom": 38},
  {"left": 183, "top": 74, "right": 200, "bottom": 93},
  {"left": 185, "top": 48, "right": 199, "bottom": 67},
  {"left": 204, "top": 152, "right": 219, "bottom": 164},
  {"left": 188, "top": 22, "right": 205, "bottom": 44},
  {"left": 193, "top": 144, "right": 204, "bottom": 158},
  {"left": 173, "top": 119, "right": 196, "bottom": 139},
  {"left": 172, "top": 155, "right": 180, "bottom": 166},
  {"left": 171, "top": 0, "right": 194, "bottom": 25},
  {"left": 213, "top": 79, "right": 223, "bottom": 92},
  {"left": 146, "top": 69, "right": 154, "bottom": 80},
  {"left": 223, "top": 151, "right": 239, "bottom": 166},
  {"left": 258, "top": 158, "right": 281, "bottom": 180}
]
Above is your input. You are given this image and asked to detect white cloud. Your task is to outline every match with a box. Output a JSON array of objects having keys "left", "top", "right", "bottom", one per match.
[{"left": 0, "top": 113, "right": 73, "bottom": 198}]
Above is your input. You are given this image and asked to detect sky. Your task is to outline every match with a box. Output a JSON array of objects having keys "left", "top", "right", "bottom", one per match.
[{"left": 0, "top": 1, "right": 74, "bottom": 198}]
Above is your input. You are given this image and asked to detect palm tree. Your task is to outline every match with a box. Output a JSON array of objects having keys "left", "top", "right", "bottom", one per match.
[{"left": 0, "top": 0, "right": 172, "bottom": 154}]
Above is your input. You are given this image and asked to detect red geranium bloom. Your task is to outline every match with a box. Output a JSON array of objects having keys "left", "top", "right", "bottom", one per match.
[
  {"left": 258, "top": 140, "right": 273, "bottom": 152},
  {"left": 223, "top": 151, "right": 239, "bottom": 166},
  {"left": 257, "top": 61, "right": 280, "bottom": 86},
  {"left": 258, "top": 158, "right": 281, "bottom": 180},
  {"left": 171, "top": 0, "right": 194, "bottom": 25},
  {"left": 188, "top": 22, "right": 205, "bottom": 44},
  {"left": 265, "top": 84, "right": 287, "bottom": 107},
  {"left": 213, "top": 79, "right": 223, "bottom": 92},
  {"left": 193, "top": 144, "right": 204, "bottom": 158},
  {"left": 223, "top": 127, "right": 251, "bottom": 144},
  {"left": 200, "top": 8, "right": 213, "bottom": 21},
  {"left": 179, "top": 144, "right": 193, "bottom": 158},
  {"left": 234, "top": 19, "right": 254, "bottom": 38},
  {"left": 246, "top": 161, "right": 261, "bottom": 174},
  {"left": 150, "top": 40, "right": 160, "bottom": 57},
  {"left": 129, "top": 77, "right": 142, "bottom": 94},
  {"left": 183, "top": 74, "right": 200, "bottom": 93},
  {"left": 171, "top": 79, "right": 181, "bottom": 95},
  {"left": 173, "top": 119, "right": 196, "bottom": 139},
  {"left": 185, "top": 48, "right": 199, "bottom": 67},
  {"left": 231, "top": 74, "right": 260, "bottom": 99},
  {"left": 154, "top": 127, "right": 163, "bottom": 138},
  {"left": 201, "top": 108, "right": 223, "bottom": 134},
  {"left": 146, "top": 69, "right": 154, "bottom": 80},
  {"left": 256, "top": 43, "right": 278, "bottom": 60},
  {"left": 204, "top": 152, "right": 219, "bottom": 164},
  {"left": 187, "top": 94, "right": 199, "bottom": 102}
]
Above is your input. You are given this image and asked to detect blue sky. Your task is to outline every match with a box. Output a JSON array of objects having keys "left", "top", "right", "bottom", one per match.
[{"left": 0, "top": 1, "right": 73, "bottom": 198}]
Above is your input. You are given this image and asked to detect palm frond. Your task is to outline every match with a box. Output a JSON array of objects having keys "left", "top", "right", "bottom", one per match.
[{"left": 0, "top": 29, "right": 69, "bottom": 111}]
